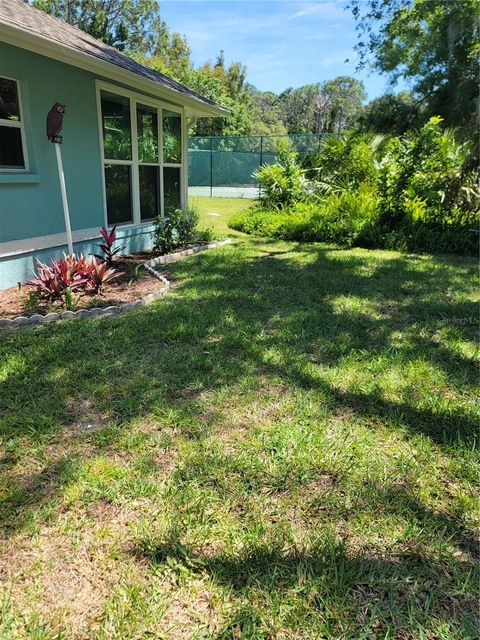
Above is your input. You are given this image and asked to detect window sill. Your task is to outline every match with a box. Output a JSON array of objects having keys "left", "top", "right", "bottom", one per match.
[{"left": 0, "top": 173, "right": 40, "bottom": 184}]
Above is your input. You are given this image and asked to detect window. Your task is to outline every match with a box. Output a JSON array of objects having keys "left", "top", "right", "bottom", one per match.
[
  {"left": 101, "top": 91, "right": 133, "bottom": 224},
  {"left": 163, "top": 109, "right": 181, "bottom": 164},
  {"left": 137, "top": 103, "right": 160, "bottom": 221},
  {"left": 99, "top": 85, "right": 184, "bottom": 226},
  {"left": 0, "top": 77, "right": 27, "bottom": 170},
  {"left": 162, "top": 110, "right": 182, "bottom": 216}
]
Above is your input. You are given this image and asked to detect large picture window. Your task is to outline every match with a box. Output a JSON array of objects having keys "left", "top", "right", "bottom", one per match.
[
  {"left": 0, "top": 77, "right": 27, "bottom": 170},
  {"left": 99, "top": 86, "right": 183, "bottom": 226}
]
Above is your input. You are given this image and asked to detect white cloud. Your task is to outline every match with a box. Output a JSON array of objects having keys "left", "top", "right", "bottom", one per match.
[{"left": 288, "top": 1, "right": 345, "bottom": 20}]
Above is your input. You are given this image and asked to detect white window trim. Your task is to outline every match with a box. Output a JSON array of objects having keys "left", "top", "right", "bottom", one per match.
[
  {"left": 95, "top": 80, "right": 187, "bottom": 229},
  {"left": 0, "top": 74, "right": 29, "bottom": 173}
]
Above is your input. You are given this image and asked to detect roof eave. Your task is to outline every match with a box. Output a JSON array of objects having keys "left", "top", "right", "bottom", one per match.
[{"left": 0, "top": 21, "right": 229, "bottom": 117}]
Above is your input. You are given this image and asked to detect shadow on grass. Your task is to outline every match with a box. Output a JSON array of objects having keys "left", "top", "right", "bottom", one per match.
[
  {"left": 0, "top": 240, "right": 478, "bottom": 539},
  {"left": 132, "top": 529, "right": 478, "bottom": 638}
]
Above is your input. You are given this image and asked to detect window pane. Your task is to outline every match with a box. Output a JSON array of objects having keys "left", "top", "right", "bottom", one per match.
[
  {"left": 163, "top": 109, "right": 181, "bottom": 163},
  {"left": 139, "top": 165, "right": 160, "bottom": 221},
  {"left": 0, "top": 125, "right": 24, "bottom": 168},
  {"left": 101, "top": 91, "right": 131, "bottom": 160},
  {"left": 0, "top": 78, "right": 20, "bottom": 121},
  {"left": 163, "top": 167, "right": 181, "bottom": 214},
  {"left": 137, "top": 104, "right": 158, "bottom": 163},
  {"left": 105, "top": 164, "right": 132, "bottom": 224}
]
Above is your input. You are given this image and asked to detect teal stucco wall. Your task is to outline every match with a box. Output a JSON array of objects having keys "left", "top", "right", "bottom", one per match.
[
  {"left": 0, "top": 42, "right": 105, "bottom": 242},
  {"left": 0, "top": 43, "right": 176, "bottom": 289},
  {"left": 0, "top": 224, "right": 155, "bottom": 290}
]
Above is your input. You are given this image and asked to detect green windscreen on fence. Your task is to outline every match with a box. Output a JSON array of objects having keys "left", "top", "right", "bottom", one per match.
[{"left": 188, "top": 134, "right": 326, "bottom": 188}]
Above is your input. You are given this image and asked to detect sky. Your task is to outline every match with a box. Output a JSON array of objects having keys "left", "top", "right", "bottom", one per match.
[{"left": 159, "top": 0, "right": 406, "bottom": 102}]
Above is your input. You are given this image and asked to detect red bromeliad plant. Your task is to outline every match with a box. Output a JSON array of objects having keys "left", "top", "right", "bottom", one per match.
[
  {"left": 94, "top": 225, "right": 125, "bottom": 267},
  {"left": 85, "top": 257, "right": 119, "bottom": 294},
  {"left": 28, "top": 253, "right": 119, "bottom": 303},
  {"left": 28, "top": 254, "right": 90, "bottom": 301}
]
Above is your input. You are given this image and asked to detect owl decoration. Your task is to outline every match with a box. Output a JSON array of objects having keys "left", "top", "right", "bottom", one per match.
[{"left": 46, "top": 102, "right": 65, "bottom": 144}]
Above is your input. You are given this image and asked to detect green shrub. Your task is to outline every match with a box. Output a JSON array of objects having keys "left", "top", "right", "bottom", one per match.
[
  {"left": 229, "top": 208, "right": 292, "bottom": 237},
  {"left": 304, "top": 131, "right": 383, "bottom": 191},
  {"left": 383, "top": 223, "right": 478, "bottom": 255},
  {"left": 232, "top": 120, "right": 478, "bottom": 255},
  {"left": 379, "top": 117, "right": 478, "bottom": 228},
  {"left": 253, "top": 140, "right": 306, "bottom": 209},
  {"left": 310, "top": 184, "right": 381, "bottom": 247},
  {"left": 230, "top": 185, "right": 380, "bottom": 247},
  {"left": 152, "top": 207, "right": 200, "bottom": 254}
]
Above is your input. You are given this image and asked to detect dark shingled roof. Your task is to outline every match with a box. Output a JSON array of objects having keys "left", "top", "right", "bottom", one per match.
[{"left": 0, "top": 0, "right": 225, "bottom": 113}]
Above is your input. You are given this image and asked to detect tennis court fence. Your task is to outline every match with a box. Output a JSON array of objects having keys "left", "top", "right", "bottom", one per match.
[{"left": 188, "top": 134, "right": 328, "bottom": 198}]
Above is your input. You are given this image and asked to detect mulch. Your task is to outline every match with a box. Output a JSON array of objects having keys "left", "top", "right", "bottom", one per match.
[{"left": 0, "top": 252, "right": 167, "bottom": 320}]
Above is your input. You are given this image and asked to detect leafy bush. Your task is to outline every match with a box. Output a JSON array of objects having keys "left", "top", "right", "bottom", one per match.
[
  {"left": 309, "top": 184, "right": 381, "bottom": 247},
  {"left": 230, "top": 208, "right": 290, "bottom": 237},
  {"left": 230, "top": 184, "right": 381, "bottom": 247},
  {"left": 152, "top": 207, "right": 200, "bottom": 254},
  {"left": 195, "top": 226, "right": 216, "bottom": 243},
  {"left": 173, "top": 207, "right": 199, "bottom": 245},
  {"left": 85, "top": 258, "right": 119, "bottom": 293},
  {"left": 305, "top": 131, "right": 383, "bottom": 191},
  {"left": 253, "top": 140, "right": 306, "bottom": 209},
  {"left": 234, "top": 119, "right": 478, "bottom": 255},
  {"left": 379, "top": 117, "right": 479, "bottom": 228}
]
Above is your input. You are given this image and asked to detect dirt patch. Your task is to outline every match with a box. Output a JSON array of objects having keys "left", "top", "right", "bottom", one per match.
[
  {"left": 0, "top": 253, "right": 166, "bottom": 319},
  {"left": 0, "top": 500, "right": 151, "bottom": 637},
  {"left": 65, "top": 397, "right": 112, "bottom": 434},
  {"left": 0, "top": 527, "right": 117, "bottom": 635},
  {"left": 158, "top": 577, "right": 223, "bottom": 638}
]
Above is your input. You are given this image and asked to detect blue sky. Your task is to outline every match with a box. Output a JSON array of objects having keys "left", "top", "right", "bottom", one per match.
[{"left": 159, "top": 0, "right": 406, "bottom": 102}]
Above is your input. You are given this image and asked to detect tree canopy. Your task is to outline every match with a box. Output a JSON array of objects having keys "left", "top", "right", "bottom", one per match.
[
  {"left": 358, "top": 91, "right": 421, "bottom": 135},
  {"left": 349, "top": 0, "right": 479, "bottom": 137},
  {"left": 32, "top": 0, "right": 162, "bottom": 54}
]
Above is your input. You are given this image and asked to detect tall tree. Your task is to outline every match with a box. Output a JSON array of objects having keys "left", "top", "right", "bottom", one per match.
[
  {"left": 321, "top": 76, "right": 366, "bottom": 134},
  {"left": 151, "top": 28, "right": 192, "bottom": 79},
  {"left": 349, "top": 0, "right": 479, "bottom": 135},
  {"left": 248, "top": 89, "right": 287, "bottom": 135},
  {"left": 279, "top": 84, "right": 322, "bottom": 133},
  {"left": 279, "top": 78, "right": 366, "bottom": 134},
  {"left": 32, "top": 0, "right": 162, "bottom": 54},
  {"left": 358, "top": 91, "right": 421, "bottom": 135}
]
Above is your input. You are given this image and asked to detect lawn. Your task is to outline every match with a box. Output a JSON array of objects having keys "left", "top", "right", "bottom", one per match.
[
  {"left": 191, "top": 196, "right": 253, "bottom": 237},
  {"left": 0, "top": 198, "right": 478, "bottom": 639}
]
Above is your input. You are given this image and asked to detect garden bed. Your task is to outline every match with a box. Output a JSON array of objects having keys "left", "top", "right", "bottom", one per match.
[
  {"left": 0, "top": 240, "right": 230, "bottom": 331},
  {"left": 0, "top": 253, "right": 166, "bottom": 320}
]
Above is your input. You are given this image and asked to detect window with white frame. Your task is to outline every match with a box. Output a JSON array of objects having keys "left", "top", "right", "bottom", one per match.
[
  {"left": 0, "top": 77, "right": 27, "bottom": 170},
  {"left": 99, "top": 87, "right": 183, "bottom": 226}
]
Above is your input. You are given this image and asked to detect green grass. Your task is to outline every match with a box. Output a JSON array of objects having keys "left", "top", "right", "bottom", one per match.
[
  {"left": 191, "top": 196, "right": 254, "bottom": 236},
  {"left": 0, "top": 197, "right": 478, "bottom": 639}
]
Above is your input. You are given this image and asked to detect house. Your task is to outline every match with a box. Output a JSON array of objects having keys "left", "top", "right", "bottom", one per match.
[{"left": 0, "top": 0, "right": 227, "bottom": 289}]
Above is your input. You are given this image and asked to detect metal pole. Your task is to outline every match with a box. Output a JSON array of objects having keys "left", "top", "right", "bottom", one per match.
[
  {"left": 54, "top": 143, "right": 73, "bottom": 254},
  {"left": 258, "top": 135, "right": 263, "bottom": 198},
  {"left": 210, "top": 137, "right": 213, "bottom": 198}
]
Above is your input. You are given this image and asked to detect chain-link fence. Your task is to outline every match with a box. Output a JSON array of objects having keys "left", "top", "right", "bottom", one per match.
[{"left": 188, "top": 134, "right": 327, "bottom": 198}]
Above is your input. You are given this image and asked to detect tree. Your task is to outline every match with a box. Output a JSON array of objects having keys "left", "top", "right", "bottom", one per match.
[
  {"left": 152, "top": 29, "right": 192, "bottom": 79},
  {"left": 187, "top": 52, "right": 260, "bottom": 136},
  {"left": 349, "top": 0, "right": 479, "bottom": 136},
  {"left": 248, "top": 89, "right": 287, "bottom": 135},
  {"left": 278, "top": 84, "right": 321, "bottom": 133},
  {"left": 358, "top": 91, "right": 421, "bottom": 135},
  {"left": 32, "top": 0, "right": 162, "bottom": 54},
  {"left": 321, "top": 76, "right": 366, "bottom": 134},
  {"left": 278, "top": 78, "right": 365, "bottom": 135}
]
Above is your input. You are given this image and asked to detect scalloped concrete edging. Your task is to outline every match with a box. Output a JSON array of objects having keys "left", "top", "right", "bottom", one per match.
[{"left": 0, "top": 239, "right": 231, "bottom": 333}]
